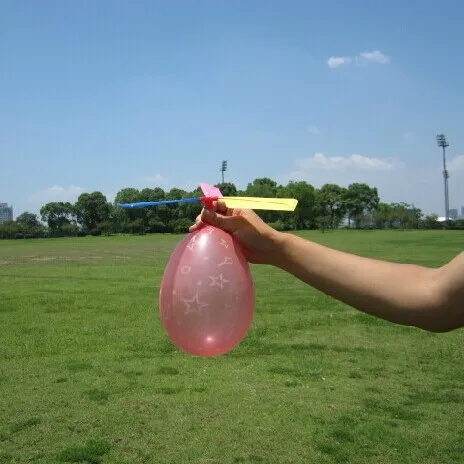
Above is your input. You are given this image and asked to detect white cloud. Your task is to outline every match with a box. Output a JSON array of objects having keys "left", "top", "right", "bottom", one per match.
[
  {"left": 295, "top": 152, "right": 396, "bottom": 171},
  {"left": 403, "top": 132, "right": 414, "bottom": 140},
  {"left": 27, "top": 185, "right": 85, "bottom": 205},
  {"left": 308, "top": 125, "right": 321, "bottom": 135},
  {"left": 279, "top": 153, "right": 464, "bottom": 217},
  {"left": 327, "top": 50, "right": 390, "bottom": 68},
  {"left": 143, "top": 173, "right": 168, "bottom": 185},
  {"left": 359, "top": 50, "right": 390, "bottom": 64},
  {"left": 327, "top": 56, "right": 352, "bottom": 68},
  {"left": 449, "top": 155, "right": 464, "bottom": 172}
]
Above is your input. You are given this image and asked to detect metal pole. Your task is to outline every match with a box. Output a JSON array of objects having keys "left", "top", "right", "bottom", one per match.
[
  {"left": 437, "top": 134, "right": 450, "bottom": 229},
  {"left": 442, "top": 145, "right": 450, "bottom": 226}
]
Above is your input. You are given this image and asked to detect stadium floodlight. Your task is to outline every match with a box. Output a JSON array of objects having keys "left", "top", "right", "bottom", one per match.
[
  {"left": 436, "top": 134, "right": 450, "bottom": 226},
  {"left": 220, "top": 160, "right": 227, "bottom": 183}
]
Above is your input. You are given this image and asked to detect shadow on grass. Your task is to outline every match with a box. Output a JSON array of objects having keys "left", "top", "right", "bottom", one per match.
[
  {"left": 406, "top": 388, "right": 463, "bottom": 405},
  {"left": 229, "top": 336, "right": 379, "bottom": 359},
  {"left": 0, "top": 307, "right": 16, "bottom": 313},
  {"left": 233, "top": 455, "right": 268, "bottom": 463},
  {"left": 156, "top": 366, "right": 180, "bottom": 375},
  {"left": 154, "top": 386, "right": 183, "bottom": 395},
  {"left": 83, "top": 388, "right": 109, "bottom": 403},
  {"left": 363, "top": 396, "right": 424, "bottom": 421},
  {"left": 58, "top": 439, "right": 111, "bottom": 463},
  {"left": 312, "top": 409, "right": 416, "bottom": 463},
  {"left": 10, "top": 417, "right": 41, "bottom": 434},
  {"left": 67, "top": 361, "right": 93, "bottom": 372},
  {"left": 0, "top": 452, "right": 13, "bottom": 463}
]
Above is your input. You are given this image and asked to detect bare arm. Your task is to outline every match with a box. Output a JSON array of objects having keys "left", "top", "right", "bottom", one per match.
[
  {"left": 274, "top": 233, "right": 464, "bottom": 332},
  {"left": 192, "top": 204, "right": 464, "bottom": 333}
]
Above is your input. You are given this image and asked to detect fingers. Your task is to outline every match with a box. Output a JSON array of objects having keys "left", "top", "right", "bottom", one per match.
[
  {"left": 189, "top": 206, "right": 220, "bottom": 232},
  {"left": 201, "top": 208, "right": 220, "bottom": 226},
  {"left": 189, "top": 201, "right": 233, "bottom": 232},
  {"left": 189, "top": 213, "right": 203, "bottom": 232},
  {"left": 215, "top": 200, "right": 229, "bottom": 215}
]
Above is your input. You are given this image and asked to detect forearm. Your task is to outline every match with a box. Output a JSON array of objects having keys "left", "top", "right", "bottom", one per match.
[{"left": 273, "top": 232, "right": 447, "bottom": 331}]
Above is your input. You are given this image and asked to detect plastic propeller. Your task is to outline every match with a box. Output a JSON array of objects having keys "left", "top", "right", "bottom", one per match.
[{"left": 117, "top": 183, "right": 298, "bottom": 211}]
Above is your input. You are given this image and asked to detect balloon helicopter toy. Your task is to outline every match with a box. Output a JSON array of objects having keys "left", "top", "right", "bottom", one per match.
[{"left": 118, "top": 183, "right": 298, "bottom": 357}]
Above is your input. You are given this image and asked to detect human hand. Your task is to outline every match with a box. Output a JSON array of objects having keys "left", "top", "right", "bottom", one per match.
[{"left": 189, "top": 201, "right": 284, "bottom": 265}]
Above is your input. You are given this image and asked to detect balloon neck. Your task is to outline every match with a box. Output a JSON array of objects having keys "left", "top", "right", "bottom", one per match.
[{"left": 200, "top": 196, "right": 218, "bottom": 210}]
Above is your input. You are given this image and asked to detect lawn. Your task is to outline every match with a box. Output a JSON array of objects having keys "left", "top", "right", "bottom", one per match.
[{"left": 0, "top": 230, "right": 463, "bottom": 463}]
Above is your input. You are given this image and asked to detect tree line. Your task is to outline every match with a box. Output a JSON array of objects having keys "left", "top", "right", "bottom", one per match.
[{"left": 1, "top": 178, "right": 461, "bottom": 239}]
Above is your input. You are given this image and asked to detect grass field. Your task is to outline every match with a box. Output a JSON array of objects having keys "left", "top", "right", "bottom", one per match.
[{"left": 0, "top": 230, "right": 463, "bottom": 464}]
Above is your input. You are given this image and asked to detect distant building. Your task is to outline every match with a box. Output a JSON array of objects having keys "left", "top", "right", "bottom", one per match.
[
  {"left": 461, "top": 206, "right": 464, "bottom": 218},
  {"left": 449, "top": 208, "right": 458, "bottom": 220},
  {"left": 0, "top": 203, "right": 13, "bottom": 223}
]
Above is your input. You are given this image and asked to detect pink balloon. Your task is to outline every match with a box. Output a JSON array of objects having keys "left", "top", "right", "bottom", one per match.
[{"left": 159, "top": 225, "right": 255, "bottom": 356}]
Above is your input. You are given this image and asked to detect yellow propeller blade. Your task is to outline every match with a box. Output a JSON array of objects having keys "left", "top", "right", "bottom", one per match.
[{"left": 221, "top": 196, "right": 298, "bottom": 211}]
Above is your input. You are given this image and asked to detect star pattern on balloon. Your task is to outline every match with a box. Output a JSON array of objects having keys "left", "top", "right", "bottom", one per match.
[
  {"left": 182, "top": 292, "right": 209, "bottom": 315},
  {"left": 218, "top": 257, "right": 233, "bottom": 267},
  {"left": 209, "top": 273, "right": 230, "bottom": 289},
  {"left": 186, "top": 234, "right": 200, "bottom": 251}
]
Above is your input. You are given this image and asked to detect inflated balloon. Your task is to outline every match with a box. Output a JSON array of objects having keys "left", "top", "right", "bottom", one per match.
[
  {"left": 159, "top": 225, "right": 255, "bottom": 356},
  {"left": 117, "top": 181, "right": 297, "bottom": 355}
]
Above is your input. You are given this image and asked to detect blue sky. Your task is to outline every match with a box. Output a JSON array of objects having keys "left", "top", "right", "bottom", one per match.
[{"left": 1, "top": 0, "right": 464, "bottom": 218}]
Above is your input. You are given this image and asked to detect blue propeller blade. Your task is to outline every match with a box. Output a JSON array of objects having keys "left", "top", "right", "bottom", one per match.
[{"left": 118, "top": 197, "right": 201, "bottom": 208}]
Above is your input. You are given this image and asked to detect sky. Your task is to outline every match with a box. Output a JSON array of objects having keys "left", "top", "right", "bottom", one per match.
[{"left": 1, "top": 0, "right": 464, "bottom": 219}]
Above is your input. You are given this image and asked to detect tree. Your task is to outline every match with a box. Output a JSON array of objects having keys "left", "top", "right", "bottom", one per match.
[
  {"left": 316, "top": 184, "right": 347, "bottom": 229},
  {"left": 166, "top": 188, "right": 188, "bottom": 200},
  {"left": 114, "top": 188, "right": 143, "bottom": 232},
  {"left": 181, "top": 187, "right": 202, "bottom": 222},
  {"left": 372, "top": 203, "right": 392, "bottom": 229},
  {"left": 389, "top": 202, "right": 419, "bottom": 230},
  {"left": 344, "top": 183, "right": 380, "bottom": 228},
  {"left": 279, "top": 181, "right": 316, "bottom": 230},
  {"left": 115, "top": 188, "right": 141, "bottom": 205},
  {"left": 75, "top": 192, "right": 111, "bottom": 233},
  {"left": 0, "top": 221, "right": 22, "bottom": 239},
  {"left": 215, "top": 182, "right": 238, "bottom": 197},
  {"left": 421, "top": 214, "right": 441, "bottom": 230},
  {"left": 316, "top": 215, "right": 331, "bottom": 233},
  {"left": 13, "top": 212, "right": 47, "bottom": 238},
  {"left": 23, "top": 177, "right": 441, "bottom": 238},
  {"left": 246, "top": 178, "right": 280, "bottom": 223},
  {"left": 16, "top": 212, "right": 42, "bottom": 228},
  {"left": 407, "top": 205, "right": 422, "bottom": 229},
  {"left": 138, "top": 188, "right": 166, "bottom": 232},
  {"left": 40, "top": 202, "right": 76, "bottom": 236},
  {"left": 165, "top": 188, "right": 189, "bottom": 222},
  {"left": 245, "top": 177, "right": 278, "bottom": 197},
  {"left": 139, "top": 187, "right": 165, "bottom": 202},
  {"left": 127, "top": 218, "right": 144, "bottom": 235},
  {"left": 449, "top": 219, "right": 464, "bottom": 230}
]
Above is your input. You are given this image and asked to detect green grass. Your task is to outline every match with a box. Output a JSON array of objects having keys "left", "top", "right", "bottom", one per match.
[{"left": 0, "top": 230, "right": 463, "bottom": 463}]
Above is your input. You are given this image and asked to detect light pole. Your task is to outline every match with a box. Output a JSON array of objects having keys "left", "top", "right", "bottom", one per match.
[
  {"left": 436, "top": 134, "right": 450, "bottom": 226},
  {"left": 220, "top": 160, "right": 227, "bottom": 183}
]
